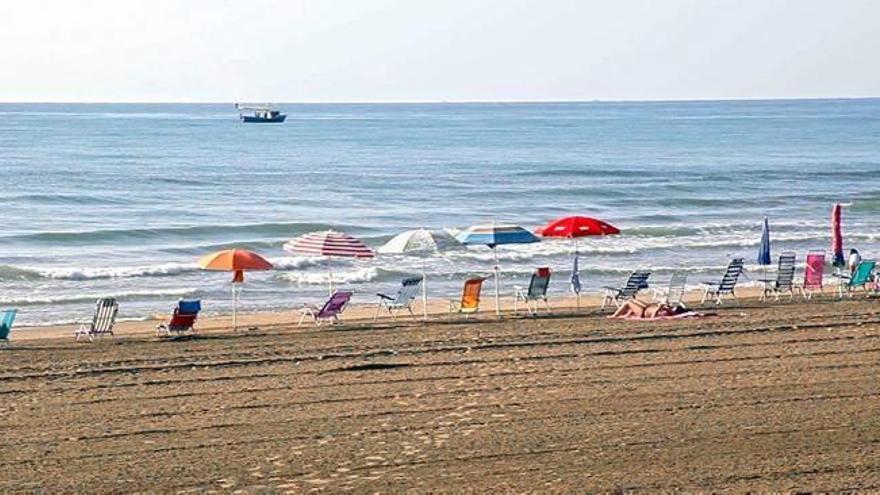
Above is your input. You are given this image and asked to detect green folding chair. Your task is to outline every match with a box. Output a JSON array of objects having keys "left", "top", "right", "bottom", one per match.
[
  {"left": 838, "top": 260, "right": 876, "bottom": 298},
  {"left": 1, "top": 309, "right": 17, "bottom": 346}
]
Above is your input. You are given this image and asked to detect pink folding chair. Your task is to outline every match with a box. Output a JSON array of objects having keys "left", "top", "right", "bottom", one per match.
[{"left": 798, "top": 251, "right": 825, "bottom": 300}]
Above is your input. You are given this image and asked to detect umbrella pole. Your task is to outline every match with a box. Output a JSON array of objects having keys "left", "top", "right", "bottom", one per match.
[
  {"left": 574, "top": 239, "right": 580, "bottom": 311},
  {"left": 493, "top": 247, "right": 501, "bottom": 317},
  {"left": 232, "top": 283, "right": 238, "bottom": 331},
  {"left": 422, "top": 257, "right": 428, "bottom": 321},
  {"left": 328, "top": 269, "right": 333, "bottom": 296}
]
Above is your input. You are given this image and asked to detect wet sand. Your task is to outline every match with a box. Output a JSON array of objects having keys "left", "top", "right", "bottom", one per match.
[{"left": 2, "top": 296, "right": 879, "bottom": 492}]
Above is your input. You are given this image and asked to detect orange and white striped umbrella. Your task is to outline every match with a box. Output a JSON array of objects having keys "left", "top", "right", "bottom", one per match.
[{"left": 283, "top": 230, "right": 375, "bottom": 258}]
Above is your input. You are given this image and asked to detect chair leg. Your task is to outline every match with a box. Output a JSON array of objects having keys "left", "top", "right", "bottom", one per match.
[
  {"left": 700, "top": 288, "right": 710, "bottom": 304},
  {"left": 298, "top": 310, "right": 311, "bottom": 326}
]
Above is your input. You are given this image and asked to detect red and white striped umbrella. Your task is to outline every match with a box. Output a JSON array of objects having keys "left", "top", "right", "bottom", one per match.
[
  {"left": 283, "top": 230, "right": 374, "bottom": 294},
  {"left": 284, "top": 230, "right": 375, "bottom": 258}
]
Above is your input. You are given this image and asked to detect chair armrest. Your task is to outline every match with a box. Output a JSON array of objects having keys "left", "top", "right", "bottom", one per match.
[
  {"left": 376, "top": 293, "right": 394, "bottom": 300},
  {"left": 700, "top": 281, "right": 719, "bottom": 286},
  {"left": 601, "top": 286, "right": 619, "bottom": 291}
]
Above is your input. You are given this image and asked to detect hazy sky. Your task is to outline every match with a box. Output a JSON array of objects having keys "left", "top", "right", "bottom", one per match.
[{"left": 1, "top": 0, "right": 878, "bottom": 102}]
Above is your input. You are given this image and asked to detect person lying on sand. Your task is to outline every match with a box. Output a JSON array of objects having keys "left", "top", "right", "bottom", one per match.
[{"left": 610, "top": 299, "right": 689, "bottom": 319}]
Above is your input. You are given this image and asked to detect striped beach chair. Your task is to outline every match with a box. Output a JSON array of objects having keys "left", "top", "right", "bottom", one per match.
[
  {"left": 652, "top": 272, "right": 688, "bottom": 309},
  {"left": 760, "top": 251, "right": 797, "bottom": 302},
  {"left": 513, "top": 267, "right": 552, "bottom": 315},
  {"left": 75, "top": 298, "right": 119, "bottom": 342},
  {"left": 601, "top": 270, "right": 651, "bottom": 310},
  {"left": 700, "top": 258, "right": 745, "bottom": 305}
]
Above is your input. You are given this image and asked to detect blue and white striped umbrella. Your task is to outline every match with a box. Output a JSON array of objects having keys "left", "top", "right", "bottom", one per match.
[
  {"left": 456, "top": 224, "right": 540, "bottom": 315},
  {"left": 454, "top": 224, "right": 541, "bottom": 247}
]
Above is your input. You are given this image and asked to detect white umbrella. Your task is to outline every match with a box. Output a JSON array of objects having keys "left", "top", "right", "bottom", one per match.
[{"left": 378, "top": 228, "right": 452, "bottom": 320}]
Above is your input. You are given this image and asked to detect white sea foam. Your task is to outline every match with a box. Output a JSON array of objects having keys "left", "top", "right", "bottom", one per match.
[
  {"left": 0, "top": 287, "right": 198, "bottom": 306},
  {"left": 278, "top": 267, "right": 380, "bottom": 286}
]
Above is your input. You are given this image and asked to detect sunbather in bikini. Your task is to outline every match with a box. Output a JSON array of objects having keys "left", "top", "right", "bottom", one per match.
[{"left": 612, "top": 299, "right": 687, "bottom": 319}]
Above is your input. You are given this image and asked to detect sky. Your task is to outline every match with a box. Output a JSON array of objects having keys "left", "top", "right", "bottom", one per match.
[{"left": 1, "top": 0, "right": 878, "bottom": 102}]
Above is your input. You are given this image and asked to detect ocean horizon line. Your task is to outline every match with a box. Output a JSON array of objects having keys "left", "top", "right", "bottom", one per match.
[{"left": 1, "top": 96, "right": 879, "bottom": 105}]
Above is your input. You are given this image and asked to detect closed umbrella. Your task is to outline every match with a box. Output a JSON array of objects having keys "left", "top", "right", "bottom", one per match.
[
  {"left": 284, "top": 230, "right": 375, "bottom": 295},
  {"left": 455, "top": 223, "right": 540, "bottom": 316},
  {"left": 198, "top": 249, "right": 273, "bottom": 331},
  {"left": 757, "top": 217, "right": 772, "bottom": 299},
  {"left": 378, "top": 228, "right": 452, "bottom": 320},
  {"left": 831, "top": 204, "right": 845, "bottom": 268},
  {"left": 536, "top": 216, "right": 620, "bottom": 309}
]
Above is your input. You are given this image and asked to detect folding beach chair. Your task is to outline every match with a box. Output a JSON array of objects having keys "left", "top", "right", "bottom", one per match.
[
  {"left": 652, "top": 272, "right": 688, "bottom": 309},
  {"left": 449, "top": 277, "right": 487, "bottom": 318},
  {"left": 700, "top": 258, "right": 745, "bottom": 305},
  {"left": 513, "top": 267, "right": 552, "bottom": 315},
  {"left": 156, "top": 299, "right": 201, "bottom": 336},
  {"left": 760, "top": 251, "right": 797, "bottom": 302},
  {"left": 836, "top": 260, "right": 876, "bottom": 298},
  {"left": 601, "top": 270, "right": 651, "bottom": 310},
  {"left": 374, "top": 276, "right": 423, "bottom": 320},
  {"left": 74, "top": 298, "right": 119, "bottom": 342},
  {"left": 299, "top": 291, "right": 353, "bottom": 326},
  {"left": 797, "top": 251, "right": 825, "bottom": 300},
  {"left": 1, "top": 309, "right": 17, "bottom": 346}
]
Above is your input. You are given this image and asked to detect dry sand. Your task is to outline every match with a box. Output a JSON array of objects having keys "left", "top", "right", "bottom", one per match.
[{"left": 2, "top": 294, "right": 879, "bottom": 492}]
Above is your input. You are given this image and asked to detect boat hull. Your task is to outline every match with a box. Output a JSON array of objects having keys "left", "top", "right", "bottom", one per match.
[{"left": 241, "top": 114, "right": 287, "bottom": 123}]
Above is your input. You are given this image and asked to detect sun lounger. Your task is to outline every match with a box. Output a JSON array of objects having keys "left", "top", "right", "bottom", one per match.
[
  {"left": 1, "top": 309, "right": 17, "bottom": 346},
  {"left": 601, "top": 270, "right": 651, "bottom": 310},
  {"left": 513, "top": 267, "right": 552, "bottom": 315},
  {"left": 836, "top": 260, "right": 876, "bottom": 298},
  {"left": 652, "top": 272, "right": 688, "bottom": 309},
  {"left": 374, "top": 276, "right": 423, "bottom": 320},
  {"left": 797, "top": 251, "right": 825, "bottom": 300},
  {"left": 700, "top": 258, "right": 744, "bottom": 305},
  {"left": 299, "top": 291, "right": 352, "bottom": 326},
  {"left": 156, "top": 299, "right": 201, "bottom": 336},
  {"left": 74, "top": 298, "right": 119, "bottom": 342},
  {"left": 449, "top": 277, "right": 487, "bottom": 318},
  {"left": 759, "top": 251, "right": 797, "bottom": 302}
]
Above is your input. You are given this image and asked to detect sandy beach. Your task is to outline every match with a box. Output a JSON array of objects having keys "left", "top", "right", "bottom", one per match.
[{"left": 2, "top": 293, "right": 879, "bottom": 492}]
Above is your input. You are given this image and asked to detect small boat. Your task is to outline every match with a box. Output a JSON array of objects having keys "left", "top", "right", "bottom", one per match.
[{"left": 235, "top": 103, "right": 286, "bottom": 123}]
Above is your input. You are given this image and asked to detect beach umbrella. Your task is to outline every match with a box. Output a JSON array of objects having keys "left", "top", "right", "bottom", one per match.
[
  {"left": 570, "top": 252, "right": 582, "bottom": 301},
  {"left": 536, "top": 216, "right": 620, "bottom": 309},
  {"left": 378, "top": 228, "right": 452, "bottom": 320},
  {"left": 455, "top": 223, "right": 540, "bottom": 316},
  {"left": 198, "top": 249, "right": 273, "bottom": 331},
  {"left": 758, "top": 215, "right": 772, "bottom": 270},
  {"left": 831, "top": 203, "right": 845, "bottom": 268},
  {"left": 283, "top": 230, "right": 375, "bottom": 295}
]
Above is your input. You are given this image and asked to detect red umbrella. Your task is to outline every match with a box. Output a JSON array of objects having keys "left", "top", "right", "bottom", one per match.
[
  {"left": 831, "top": 203, "right": 845, "bottom": 268},
  {"left": 536, "top": 216, "right": 620, "bottom": 309},
  {"left": 536, "top": 216, "right": 620, "bottom": 238}
]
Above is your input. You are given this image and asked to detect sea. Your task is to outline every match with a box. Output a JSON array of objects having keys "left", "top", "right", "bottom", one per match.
[{"left": 1, "top": 99, "right": 878, "bottom": 326}]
